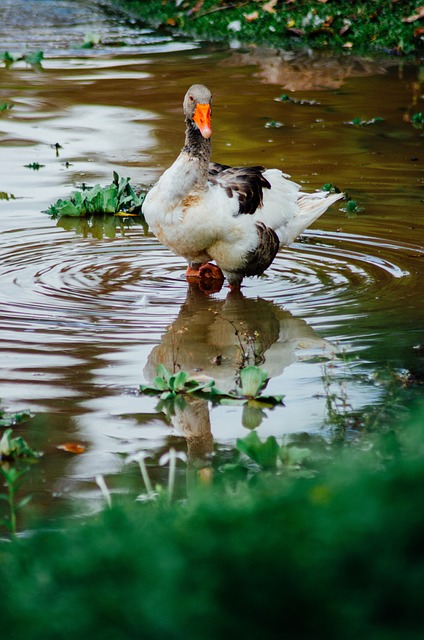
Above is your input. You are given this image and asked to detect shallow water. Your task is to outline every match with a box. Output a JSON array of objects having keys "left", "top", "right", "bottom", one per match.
[{"left": 0, "top": 0, "right": 423, "bottom": 523}]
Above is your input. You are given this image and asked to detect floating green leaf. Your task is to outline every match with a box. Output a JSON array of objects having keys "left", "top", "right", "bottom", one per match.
[
  {"left": 24, "top": 162, "right": 45, "bottom": 171},
  {"left": 347, "top": 116, "right": 384, "bottom": 126}
]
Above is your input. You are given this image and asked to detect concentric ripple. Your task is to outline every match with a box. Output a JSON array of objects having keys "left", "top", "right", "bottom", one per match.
[{"left": 1, "top": 221, "right": 421, "bottom": 346}]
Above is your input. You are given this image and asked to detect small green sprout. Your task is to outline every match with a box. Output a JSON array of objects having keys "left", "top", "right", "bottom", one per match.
[
  {"left": 264, "top": 120, "right": 283, "bottom": 129},
  {"left": 0, "top": 466, "right": 32, "bottom": 535},
  {"left": 24, "top": 162, "right": 45, "bottom": 171},
  {"left": 347, "top": 116, "right": 384, "bottom": 126},
  {"left": 0, "top": 102, "right": 13, "bottom": 113},
  {"left": 411, "top": 112, "right": 423, "bottom": 128}
]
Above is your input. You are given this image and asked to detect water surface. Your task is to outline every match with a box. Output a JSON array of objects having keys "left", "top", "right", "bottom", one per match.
[{"left": 0, "top": 0, "right": 423, "bottom": 523}]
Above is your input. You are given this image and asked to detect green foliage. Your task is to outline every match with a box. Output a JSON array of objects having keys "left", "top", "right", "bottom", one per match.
[
  {"left": 320, "top": 182, "right": 342, "bottom": 194},
  {"left": 347, "top": 116, "right": 384, "bottom": 126},
  {"left": 24, "top": 162, "right": 45, "bottom": 171},
  {"left": 235, "top": 431, "right": 313, "bottom": 474},
  {"left": 44, "top": 172, "right": 145, "bottom": 219},
  {"left": 0, "top": 191, "right": 15, "bottom": 201},
  {"left": 276, "top": 94, "right": 319, "bottom": 106},
  {"left": 0, "top": 101, "right": 13, "bottom": 113},
  {"left": 411, "top": 112, "right": 424, "bottom": 128},
  {"left": 0, "top": 466, "right": 32, "bottom": 534},
  {"left": 140, "top": 364, "right": 216, "bottom": 400},
  {"left": 1, "top": 50, "right": 43, "bottom": 67},
  {"left": 0, "top": 430, "right": 41, "bottom": 461},
  {"left": 0, "top": 403, "right": 424, "bottom": 637},
  {"left": 0, "top": 407, "right": 32, "bottom": 428},
  {"left": 110, "top": 0, "right": 424, "bottom": 55},
  {"left": 140, "top": 365, "right": 285, "bottom": 410},
  {"left": 81, "top": 32, "right": 101, "bottom": 49}
]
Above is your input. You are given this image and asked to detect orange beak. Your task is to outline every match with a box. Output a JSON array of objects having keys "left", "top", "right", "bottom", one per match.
[{"left": 193, "top": 103, "right": 212, "bottom": 139}]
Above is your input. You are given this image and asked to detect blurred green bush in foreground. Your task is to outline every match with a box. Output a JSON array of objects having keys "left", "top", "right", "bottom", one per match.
[{"left": 0, "top": 401, "right": 423, "bottom": 639}]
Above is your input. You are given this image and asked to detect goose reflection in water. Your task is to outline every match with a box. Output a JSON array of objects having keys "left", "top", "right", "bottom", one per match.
[{"left": 144, "top": 284, "right": 333, "bottom": 464}]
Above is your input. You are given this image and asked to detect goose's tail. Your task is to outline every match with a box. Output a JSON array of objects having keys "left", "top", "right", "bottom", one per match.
[{"left": 283, "top": 191, "right": 344, "bottom": 245}]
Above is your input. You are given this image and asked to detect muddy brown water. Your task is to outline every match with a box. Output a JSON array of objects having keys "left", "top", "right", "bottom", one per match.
[{"left": 0, "top": 0, "right": 423, "bottom": 525}]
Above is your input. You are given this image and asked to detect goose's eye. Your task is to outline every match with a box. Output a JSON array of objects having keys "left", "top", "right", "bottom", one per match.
[{"left": 188, "top": 95, "right": 194, "bottom": 102}]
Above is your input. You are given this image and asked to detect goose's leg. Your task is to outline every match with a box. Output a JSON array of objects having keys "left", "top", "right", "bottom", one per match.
[{"left": 185, "top": 262, "right": 224, "bottom": 293}]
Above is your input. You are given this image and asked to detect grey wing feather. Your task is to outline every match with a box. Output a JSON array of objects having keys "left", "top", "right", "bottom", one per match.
[{"left": 208, "top": 164, "right": 272, "bottom": 215}]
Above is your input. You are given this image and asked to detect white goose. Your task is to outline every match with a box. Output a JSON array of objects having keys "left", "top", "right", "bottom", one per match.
[{"left": 143, "top": 84, "right": 343, "bottom": 290}]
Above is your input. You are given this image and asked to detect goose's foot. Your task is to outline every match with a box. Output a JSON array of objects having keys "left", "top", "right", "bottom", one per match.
[{"left": 186, "top": 262, "right": 224, "bottom": 294}]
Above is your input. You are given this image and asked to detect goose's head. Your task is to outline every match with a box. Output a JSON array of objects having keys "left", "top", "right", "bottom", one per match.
[{"left": 183, "top": 84, "right": 212, "bottom": 139}]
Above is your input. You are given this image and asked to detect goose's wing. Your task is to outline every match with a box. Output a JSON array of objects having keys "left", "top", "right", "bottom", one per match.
[{"left": 208, "top": 164, "right": 272, "bottom": 215}]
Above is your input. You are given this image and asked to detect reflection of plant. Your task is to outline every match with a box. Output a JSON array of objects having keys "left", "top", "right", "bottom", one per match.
[
  {"left": 44, "top": 172, "right": 145, "bottom": 219},
  {"left": 56, "top": 212, "right": 146, "bottom": 239},
  {"left": 221, "top": 317, "right": 264, "bottom": 368},
  {"left": 0, "top": 407, "right": 32, "bottom": 428},
  {"left": 126, "top": 448, "right": 187, "bottom": 504},
  {"left": 235, "top": 431, "right": 313, "bottom": 475}
]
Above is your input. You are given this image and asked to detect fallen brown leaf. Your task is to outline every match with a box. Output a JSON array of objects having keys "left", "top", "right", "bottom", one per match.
[
  {"left": 402, "top": 5, "right": 424, "bottom": 22},
  {"left": 286, "top": 26, "right": 306, "bottom": 36},
  {"left": 57, "top": 442, "right": 86, "bottom": 454},
  {"left": 262, "top": 0, "right": 278, "bottom": 13},
  {"left": 244, "top": 11, "right": 259, "bottom": 22},
  {"left": 414, "top": 26, "right": 424, "bottom": 36}
]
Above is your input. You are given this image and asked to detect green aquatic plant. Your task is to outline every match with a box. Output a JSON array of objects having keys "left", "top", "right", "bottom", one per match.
[
  {"left": 44, "top": 172, "right": 145, "bottom": 219},
  {"left": 0, "top": 191, "right": 16, "bottom": 201},
  {"left": 1, "top": 50, "right": 44, "bottom": 68},
  {"left": 264, "top": 119, "right": 283, "bottom": 128},
  {"left": 320, "top": 183, "right": 342, "bottom": 194},
  {"left": 341, "top": 198, "right": 364, "bottom": 215},
  {"left": 275, "top": 94, "right": 319, "bottom": 106},
  {"left": 140, "top": 364, "right": 216, "bottom": 401},
  {"left": 346, "top": 116, "right": 384, "bottom": 126},
  {"left": 0, "top": 101, "right": 13, "bottom": 113},
  {"left": 140, "top": 364, "right": 284, "bottom": 408},
  {"left": 81, "top": 32, "right": 101, "bottom": 49},
  {"left": 24, "top": 162, "right": 45, "bottom": 171},
  {"left": 411, "top": 112, "right": 424, "bottom": 128}
]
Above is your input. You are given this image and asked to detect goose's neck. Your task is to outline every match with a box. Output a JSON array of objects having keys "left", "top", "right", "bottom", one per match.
[{"left": 182, "top": 119, "right": 211, "bottom": 180}]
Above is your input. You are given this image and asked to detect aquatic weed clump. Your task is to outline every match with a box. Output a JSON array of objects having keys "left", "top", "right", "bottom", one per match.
[{"left": 44, "top": 172, "right": 145, "bottom": 219}]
